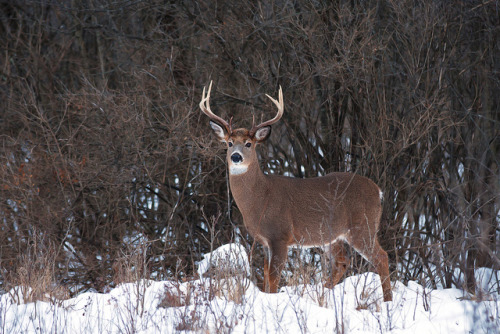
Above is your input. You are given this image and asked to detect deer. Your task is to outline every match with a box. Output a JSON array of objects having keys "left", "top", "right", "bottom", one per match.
[{"left": 199, "top": 82, "right": 392, "bottom": 302}]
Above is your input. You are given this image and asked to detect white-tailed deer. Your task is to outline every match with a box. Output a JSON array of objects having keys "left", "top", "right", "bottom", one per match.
[{"left": 200, "top": 82, "right": 392, "bottom": 302}]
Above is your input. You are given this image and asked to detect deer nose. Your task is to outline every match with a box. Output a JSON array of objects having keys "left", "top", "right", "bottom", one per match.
[{"left": 231, "top": 152, "right": 243, "bottom": 164}]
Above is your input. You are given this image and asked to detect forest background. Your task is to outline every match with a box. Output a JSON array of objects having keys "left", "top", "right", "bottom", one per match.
[{"left": 0, "top": 0, "right": 498, "bottom": 298}]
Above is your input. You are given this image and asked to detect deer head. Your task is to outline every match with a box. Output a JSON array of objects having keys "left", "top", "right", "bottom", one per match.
[{"left": 199, "top": 81, "right": 283, "bottom": 176}]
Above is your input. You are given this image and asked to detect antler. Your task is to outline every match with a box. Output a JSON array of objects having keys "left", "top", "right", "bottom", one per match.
[
  {"left": 199, "top": 81, "right": 232, "bottom": 134},
  {"left": 250, "top": 86, "right": 284, "bottom": 136}
]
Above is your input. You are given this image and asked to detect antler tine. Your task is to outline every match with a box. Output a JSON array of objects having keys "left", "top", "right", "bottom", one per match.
[
  {"left": 199, "top": 81, "right": 232, "bottom": 133},
  {"left": 250, "top": 86, "right": 284, "bottom": 135}
]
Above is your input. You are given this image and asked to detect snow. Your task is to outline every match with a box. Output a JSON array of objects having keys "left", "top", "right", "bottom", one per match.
[
  {"left": 1, "top": 243, "right": 499, "bottom": 333},
  {"left": 197, "top": 243, "right": 251, "bottom": 278}
]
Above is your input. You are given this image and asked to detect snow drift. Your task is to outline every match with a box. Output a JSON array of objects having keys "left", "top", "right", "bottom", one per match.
[{"left": 1, "top": 243, "right": 499, "bottom": 333}]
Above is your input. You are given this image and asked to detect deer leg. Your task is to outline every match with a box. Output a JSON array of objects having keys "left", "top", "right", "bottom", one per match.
[
  {"left": 355, "top": 238, "right": 392, "bottom": 302},
  {"left": 263, "top": 248, "right": 270, "bottom": 292},
  {"left": 372, "top": 243, "right": 393, "bottom": 302},
  {"left": 265, "top": 243, "right": 287, "bottom": 293},
  {"left": 325, "top": 241, "right": 348, "bottom": 289}
]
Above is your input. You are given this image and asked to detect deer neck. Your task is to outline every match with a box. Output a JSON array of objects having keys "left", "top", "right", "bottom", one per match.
[{"left": 228, "top": 152, "right": 267, "bottom": 211}]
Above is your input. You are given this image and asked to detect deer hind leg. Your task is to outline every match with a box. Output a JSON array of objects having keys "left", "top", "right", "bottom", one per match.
[
  {"left": 263, "top": 249, "right": 270, "bottom": 292},
  {"left": 264, "top": 243, "right": 288, "bottom": 293},
  {"left": 353, "top": 236, "right": 392, "bottom": 302},
  {"left": 325, "top": 241, "right": 348, "bottom": 289},
  {"left": 371, "top": 241, "right": 392, "bottom": 302}
]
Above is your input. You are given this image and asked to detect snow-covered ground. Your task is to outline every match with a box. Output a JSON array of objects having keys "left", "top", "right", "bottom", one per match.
[{"left": 1, "top": 244, "right": 499, "bottom": 333}]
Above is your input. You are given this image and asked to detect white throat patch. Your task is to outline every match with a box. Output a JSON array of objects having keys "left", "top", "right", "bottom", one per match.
[{"left": 230, "top": 164, "right": 248, "bottom": 175}]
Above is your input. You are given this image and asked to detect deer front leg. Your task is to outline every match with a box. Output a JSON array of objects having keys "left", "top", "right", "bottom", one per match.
[{"left": 264, "top": 243, "right": 288, "bottom": 293}]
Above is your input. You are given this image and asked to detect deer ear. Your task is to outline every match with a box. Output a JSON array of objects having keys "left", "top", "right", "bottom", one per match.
[
  {"left": 254, "top": 126, "right": 271, "bottom": 142},
  {"left": 209, "top": 121, "right": 227, "bottom": 142}
]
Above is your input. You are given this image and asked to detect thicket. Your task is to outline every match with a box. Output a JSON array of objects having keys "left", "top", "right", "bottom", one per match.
[{"left": 0, "top": 0, "right": 498, "bottom": 296}]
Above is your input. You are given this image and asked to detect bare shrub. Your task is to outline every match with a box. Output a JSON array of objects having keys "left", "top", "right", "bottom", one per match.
[
  {"left": 4, "top": 233, "right": 69, "bottom": 304},
  {"left": 0, "top": 0, "right": 498, "bottom": 294}
]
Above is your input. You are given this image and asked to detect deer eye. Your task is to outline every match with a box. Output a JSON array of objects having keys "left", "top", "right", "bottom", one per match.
[
  {"left": 228, "top": 142, "right": 233, "bottom": 147},
  {"left": 245, "top": 142, "right": 252, "bottom": 148}
]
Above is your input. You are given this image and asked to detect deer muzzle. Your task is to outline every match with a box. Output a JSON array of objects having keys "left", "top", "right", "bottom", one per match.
[{"left": 231, "top": 152, "right": 243, "bottom": 164}]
